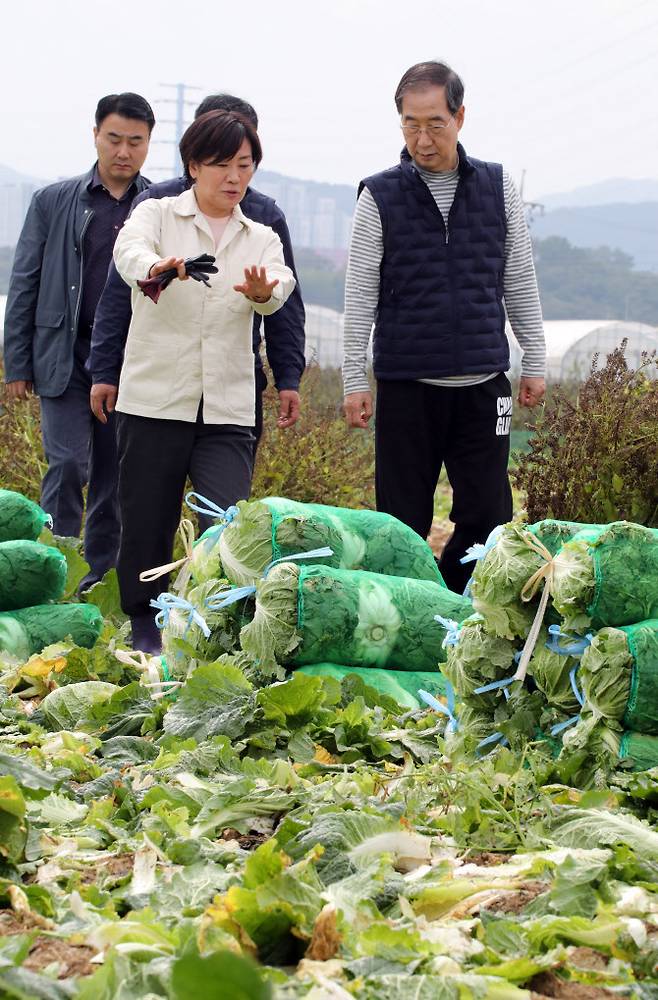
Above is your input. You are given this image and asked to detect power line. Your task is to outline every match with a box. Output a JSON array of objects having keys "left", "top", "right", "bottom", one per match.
[
  {"left": 529, "top": 10, "right": 658, "bottom": 84},
  {"left": 150, "top": 83, "right": 203, "bottom": 175}
]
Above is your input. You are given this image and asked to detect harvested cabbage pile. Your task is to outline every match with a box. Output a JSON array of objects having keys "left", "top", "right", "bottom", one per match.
[
  {"left": 217, "top": 496, "right": 446, "bottom": 588},
  {"left": 239, "top": 562, "right": 472, "bottom": 671}
]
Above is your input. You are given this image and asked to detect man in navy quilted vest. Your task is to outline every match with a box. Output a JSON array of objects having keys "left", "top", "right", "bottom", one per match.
[{"left": 342, "top": 60, "right": 546, "bottom": 593}]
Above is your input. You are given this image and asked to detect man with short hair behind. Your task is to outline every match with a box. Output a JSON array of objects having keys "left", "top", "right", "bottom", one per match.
[
  {"left": 343, "top": 61, "right": 546, "bottom": 593},
  {"left": 89, "top": 93, "right": 306, "bottom": 480},
  {"left": 3, "top": 93, "right": 154, "bottom": 588}
]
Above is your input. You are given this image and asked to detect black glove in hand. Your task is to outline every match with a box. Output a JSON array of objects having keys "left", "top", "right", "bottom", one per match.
[{"left": 137, "top": 254, "right": 219, "bottom": 303}]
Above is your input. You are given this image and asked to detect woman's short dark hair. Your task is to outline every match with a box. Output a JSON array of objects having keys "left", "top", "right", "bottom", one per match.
[
  {"left": 179, "top": 111, "right": 262, "bottom": 181},
  {"left": 95, "top": 93, "right": 155, "bottom": 132},
  {"left": 394, "top": 61, "right": 464, "bottom": 115}
]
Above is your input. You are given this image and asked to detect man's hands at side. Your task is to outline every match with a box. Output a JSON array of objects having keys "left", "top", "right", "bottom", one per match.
[
  {"left": 344, "top": 390, "right": 373, "bottom": 428},
  {"left": 518, "top": 376, "right": 545, "bottom": 408},
  {"left": 277, "top": 389, "right": 300, "bottom": 429},
  {"left": 5, "top": 380, "right": 33, "bottom": 401},
  {"left": 90, "top": 383, "right": 118, "bottom": 424}
]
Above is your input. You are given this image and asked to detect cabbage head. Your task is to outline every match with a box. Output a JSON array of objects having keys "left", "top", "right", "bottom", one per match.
[
  {"left": 579, "top": 627, "right": 632, "bottom": 723},
  {"left": 190, "top": 524, "right": 224, "bottom": 585},
  {"left": 40, "top": 681, "right": 118, "bottom": 731},
  {"left": 551, "top": 540, "right": 596, "bottom": 633},
  {"left": 470, "top": 522, "right": 544, "bottom": 639},
  {"left": 441, "top": 615, "right": 517, "bottom": 700},
  {"left": 218, "top": 500, "right": 274, "bottom": 587},
  {"left": 529, "top": 630, "right": 582, "bottom": 713},
  {"left": 239, "top": 562, "right": 301, "bottom": 667}
]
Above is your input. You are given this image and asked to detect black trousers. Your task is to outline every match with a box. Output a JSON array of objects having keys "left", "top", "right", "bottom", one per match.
[
  {"left": 40, "top": 341, "right": 119, "bottom": 589},
  {"left": 116, "top": 411, "right": 254, "bottom": 617},
  {"left": 375, "top": 374, "right": 513, "bottom": 594}
]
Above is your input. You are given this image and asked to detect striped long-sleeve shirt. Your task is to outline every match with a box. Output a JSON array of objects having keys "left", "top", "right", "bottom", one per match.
[{"left": 342, "top": 161, "right": 546, "bottom": 394}]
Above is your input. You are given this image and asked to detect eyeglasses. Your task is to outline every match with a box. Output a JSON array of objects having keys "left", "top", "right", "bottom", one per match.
[{"left": 400, "top": 120, "right": 453, "bottom": 137}]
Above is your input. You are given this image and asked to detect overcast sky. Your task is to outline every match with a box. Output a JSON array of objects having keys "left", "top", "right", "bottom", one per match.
[{"left": 2, "top": 0, "right": 657, "bottom": 200}]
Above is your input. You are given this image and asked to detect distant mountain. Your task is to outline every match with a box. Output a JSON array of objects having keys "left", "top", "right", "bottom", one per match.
[
  {"left": 531, "top": 202, "right": 658, "bottom": 272},
  {"left": 539, "top": 178, "right": 658, "bottom": 209}
]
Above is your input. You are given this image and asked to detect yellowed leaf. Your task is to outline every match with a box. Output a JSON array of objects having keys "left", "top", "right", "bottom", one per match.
[{"left": 21, "top": 656, "right": 67, "bottom": 679}]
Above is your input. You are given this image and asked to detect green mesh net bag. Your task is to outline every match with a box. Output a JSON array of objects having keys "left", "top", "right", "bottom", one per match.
[
  {"left": 0, "top": 540, "right": 67, "bottom": 611},
  {"left": 469, "top": 518, "right": 594, "bottom": 640},
  {"left": 234, "top": 562, "right": 472, "bottom": 672},
  {"left": 0, "top": 615, "right": 31, "bottom": 661},
  {"left": 211, "top": 496, "right": 445, "bottom": 588},
  {"left": 552, "top": 522, "right": 658, "bottom": 632},
  {"left": 7, "top": 603, "right": 103, "bottom": 653},
  {"left": 579, "top": 620, "right": 658, "bottom": 735},
  {"left": 619, "top": 732, "right": 658, "bottom": 771},
  {"left": 0, "top": 490, "right": 52, "bottom": 543},
  {"left": 295, "top": 663, "right": 448, "bottom": 710}
]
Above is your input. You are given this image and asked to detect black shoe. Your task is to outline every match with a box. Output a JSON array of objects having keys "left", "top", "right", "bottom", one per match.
[{"left": 130, "top": 615, "right": 162, "bottom": 655}]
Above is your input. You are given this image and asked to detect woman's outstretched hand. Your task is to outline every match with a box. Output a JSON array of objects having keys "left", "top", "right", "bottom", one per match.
[{"left": 233, "top": 265, "right": 279, "bottom": 303}]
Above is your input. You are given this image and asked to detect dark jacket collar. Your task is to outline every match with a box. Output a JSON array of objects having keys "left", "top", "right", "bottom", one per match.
[
  {"left": 78, "top": 163, "right": 149, "bottom": 203},
  {"left": 400, "top": 142, "right": 475, "bottom": 177}
]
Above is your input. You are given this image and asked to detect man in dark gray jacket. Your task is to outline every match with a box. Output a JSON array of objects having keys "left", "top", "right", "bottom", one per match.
[{"left": 3, "top": 93, "right": 154, "bottom": 589}]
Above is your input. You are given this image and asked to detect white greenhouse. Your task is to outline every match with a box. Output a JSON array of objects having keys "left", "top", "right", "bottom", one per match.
[
  {"left": 303, "top": 308, "right": 658, "bottom": 382},
  {"left": 507, "top": 320, "right": 658, "bottom": 381}
]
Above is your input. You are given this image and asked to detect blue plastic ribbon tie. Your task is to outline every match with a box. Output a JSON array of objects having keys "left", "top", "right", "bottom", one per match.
[
  {"left": 262, "top": 546, "right": 333, "bottom": 578},
  {"left": 551, "top": 714, "right": 580, "bottom": 736},
  {"left": 546, "top": 624, "right": 593, "bottom": 658},
  {"left": 434, "top": 615, "right": 461, "bottom": 648},
  {"left": 460, "top": 543, "right": 488, "bottom": 566},
  {"left": 205, "top": 585, "right": 257, "bottom": 610},
  {"left": 549, "top": 666, "right": 585, "bottom": 736},
  {"left": 460, "top": 524, "right": 505, "bottom": 565},
  {"left": 569, "top": 664, "right": 585, "bottom": 707},
  {"left": 418, "top": 684, "right": 458, "bottom": 734},
  {"left": 149, "top": 592, "right": 211, "bottom": 637},
  {"left": 185, "top": 491, "right": 240, "bottom": 525},
  {"left": 473, "top": 675, "right": 517, "bottom": 695},
  {"left": 476, "top": 731, "right": 509, "bottom": 754}
]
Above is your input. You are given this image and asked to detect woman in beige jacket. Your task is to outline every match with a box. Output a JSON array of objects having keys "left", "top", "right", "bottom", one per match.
[{"left": 112, "top": 110, "right": 295, "bottom": 651}]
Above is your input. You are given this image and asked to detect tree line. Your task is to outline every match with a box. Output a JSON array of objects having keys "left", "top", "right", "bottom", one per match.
[{"left": 2, "top": 238, "right": 657, "bottom": 326}]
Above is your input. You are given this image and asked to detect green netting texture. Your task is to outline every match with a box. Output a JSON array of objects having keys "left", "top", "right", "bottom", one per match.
[
  {"left": 619, "top": 731, "right": 658, "bottom": 772},
  {"left": 295, "top": 663, "right": 448, "bottom": 710},
  {"left": 529, "top": 519, "right": 598, "bottom": 555},
  {"left": 0, "top": 489, "right": 50, "bottom": 543},
  {"left": 294, "top": 564, "right": 472, "bottom": 671},
  {"left": 553, "top": 522, "right": 658, "bottom": 631},
  {"left": 621, "top": 621, "right": 658, "bottom": 734},
  {"left": 265, "top": 497, "right": 445, "bottom": 584},
  {"left": 0, "top": 615, "right": 32, "bottom": 661},
  {"left": 8, "top": 603, "right": 103, "bottom": 653},
  {"left": 0, "top": 541, "right": 67, "bottom": 612}
]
